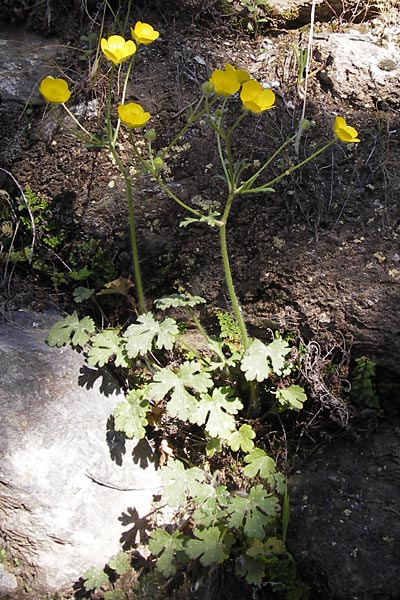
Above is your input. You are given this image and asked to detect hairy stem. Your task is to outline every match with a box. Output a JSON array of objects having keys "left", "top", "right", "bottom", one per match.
[
  {"left": 219, "top": 196, "right": 249, "bottom": 350},
  {"left": 109, "top": 146, "right": 146, "bottom": 313}
]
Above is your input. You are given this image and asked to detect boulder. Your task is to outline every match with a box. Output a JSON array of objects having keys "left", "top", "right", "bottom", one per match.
[
  {"left": 288, "top": 423, "right": 400, "bottom": 599},
  {"left": 0, "top": 310, "right": 161, "bottom": 598},
  {"left": 262, "top": 1, "right": 380, "bottom": 26},
  {"left": 0, "top": 26, "right": 62, "bottom": 104},
  {"left": 313, "top": 32, "right": 400, "bottom": 108}
]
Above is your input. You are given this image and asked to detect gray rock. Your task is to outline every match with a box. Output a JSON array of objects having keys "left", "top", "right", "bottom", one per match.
[
  {"left": 0, "top": 564, "right": 17, "bottom": 595},
  {"left": 262, "top": 1, "right": 380, "bottom": 25},
  {"left": 0, "top": 310, "right": 162, "bottom": 598},
  {"left": 314, "top": 32, "right": 400, "bottom": 108},
  {"left": 0, "top": 26, "right": 62, "bottom": 104}
]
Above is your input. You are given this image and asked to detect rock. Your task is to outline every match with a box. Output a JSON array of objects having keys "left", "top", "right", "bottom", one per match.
[
  {"left": 0, "top": 26, "right": 62, "bottom": 103},
  {"left": 313, "top": 32, "right": 400, "bottom": 108},
  {"left": 288, "top": 424, "right": 400, "bottom": 599},
  {"left": 0, "top": 564, "right": 17, "bottom": 595},
  {"left": 263, "top": 1, "right": 380, "bottom": 26},
  {"left": 0, "top": 310, "right": 162, "bottom": 598}
]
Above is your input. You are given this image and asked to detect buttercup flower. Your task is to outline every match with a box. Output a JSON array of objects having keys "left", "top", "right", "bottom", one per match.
[
  {"left": 240, "top": 79, "right": 275, "bottom": 113},
  {"left": 39, "top": 76, "right": 71, "bottom": 104},
  {"left": 233, "top": 66, "right": 250, "bottom": 85},
  {"left": 131, "top": 22, "right": 159, "bottom": 45},
  {"left": 101, "top": 35, "right": 136, "bottom": 65},
  {"left": 334, "top": 116, "right": 360, "bottom": 143},
  {"left": 118, "top": 102, "right": 151, "bottom": 128},
  {"left": 210, "top": 64, "right": 249, "bottom": 97}
]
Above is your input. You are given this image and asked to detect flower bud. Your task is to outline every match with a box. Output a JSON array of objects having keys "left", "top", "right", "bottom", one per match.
[
  {"left": 153, "top": 156, "right": 164, "bottom": 171},
  {"left": 145, "top": 128, "right": 157, "bottom": 142},
  {"left": 201, "top": 81, "right": 215, "bottom": 96},
  {"left": 299, "top": 118, "right": 313, "bottom": 131}
]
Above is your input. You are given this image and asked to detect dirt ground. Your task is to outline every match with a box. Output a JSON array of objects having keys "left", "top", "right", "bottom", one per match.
[{"left": 1, "top": 1, "right": 400, "bottom": 599}]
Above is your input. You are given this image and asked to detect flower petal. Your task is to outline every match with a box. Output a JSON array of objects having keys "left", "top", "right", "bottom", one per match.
[
  {"left": 101, "top": 35, "right": 136, "bottom": 64},
  {"left": 334, "top": 116, "right": 360, "bottom": 143},
  {"left": 39, "top": 76, "right": 71, "bottom": 104},
  {"left": 131, "top": 22, "right": 160, "bottom": 45},
  {"left": 240, "top": 80, "right": 275, "bottom": 113},
  {"left": 118, "top": 102, "right": 151, "bottom": 128}
]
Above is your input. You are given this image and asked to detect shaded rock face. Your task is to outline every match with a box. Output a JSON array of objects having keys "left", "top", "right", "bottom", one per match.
[
  {"left": 288, "top": 424, "right": 400, "bottom": 600},
  {"left": 263, "top": 0, "right": 380, "bottom": 25},
  {"left": 0, "top": 26, "right": 62, "bottom": 104},
  {"left": 0, "top": 311, "right": 161, "bottom": 598}
]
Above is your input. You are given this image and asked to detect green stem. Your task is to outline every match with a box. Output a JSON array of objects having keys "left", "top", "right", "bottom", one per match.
[
  {"left": 60, "top": 104, "right": 95, "bottom": 140},
  {"left": 113, "top": 56, "right": 135, "bottom": 146},
  {"left": 131, "top": 141, "right": 204, "bottom": 219},
  {"left": 106, "top": 64, "right": 115, "bottom": 142},
  {"left": 238, "top": 134, "right": 296, "bottom": 193},
  {"left": 219, "top": 195, "right": 249, "bottom": 350},
  {"left": 109, "top": 145, "right": 146, "bottom": 313},
  {"left": 242, "top": 139, "right": 335, "bottom": 195},
  {"left": 161, "top": 95, "right": 209, "bottom": 158}
]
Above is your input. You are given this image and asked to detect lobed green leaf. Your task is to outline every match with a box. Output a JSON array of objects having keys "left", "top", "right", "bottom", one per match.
[
  {"left": 82, "top": 566, "right": 109, "bottom": 591},
  {"left": 148, "top": 529, "right": 185, "bottom": 577},
  {"left": 185, "top": 527, "right": 234, "bottom": 566},
  {"left": 123, "top": 312, "right": 179, "bottom": 358},
  {"left": 113, "top": 388, "right": 149, "bottom": 439},
  {"left": 87, "top": 328, "right": 129, "bottom": 368},
  {"left": 46, "top": 312, "right": 95, "bottom": 348},
  {"left": 276, "top": 384, "right": 306, "bottom": 410},
  {"left": 193, "top": 387, "right": 242, "bottom": 439},
  {"left": 243, "top": 448, "right": 276, "bottom": 479}
]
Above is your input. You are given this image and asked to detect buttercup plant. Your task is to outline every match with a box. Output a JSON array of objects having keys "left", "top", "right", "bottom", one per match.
[{"left": 41, "top": 21, "right": 360, "bottom": 593}]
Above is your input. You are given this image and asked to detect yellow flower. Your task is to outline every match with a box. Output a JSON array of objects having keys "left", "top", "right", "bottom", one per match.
[
  {"left": 233, "top": 66, "right": 250, "bottom": 85},
  {"left": 39, "top": 76, "right": 71, "bottom": 104},
  {"left": 210, "top": 64, "right": 249, "bottom": 97},
  {"left": 118, "top": 103, "right": 151, "bottom": 128},
  {"left": 240, "top": 79, "right": 275, "bottom": 113},
  {"left": 101, "top": 35, "right": 136, "bottom": 65},
  {"left": 131, "top": 22, "right": 160, "bottom": 45},
  {"left": 334, "top": 116, "right": 360, "bottom": 143}
]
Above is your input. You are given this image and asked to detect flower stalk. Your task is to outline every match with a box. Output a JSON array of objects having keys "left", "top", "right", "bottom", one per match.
[{"left": 108, "top": 145, "right": 146, "bottom": 313}]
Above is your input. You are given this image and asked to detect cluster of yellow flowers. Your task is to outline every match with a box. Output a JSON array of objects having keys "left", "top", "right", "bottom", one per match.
[
  {"left": 39, "top": 22, "right": 158, "bottom": 128},
  {"left": 209, "top": 63, "right": 275, "bottom": 114},
  {"left": 38, "top": 21, "right": 360, "bottom": 142}
]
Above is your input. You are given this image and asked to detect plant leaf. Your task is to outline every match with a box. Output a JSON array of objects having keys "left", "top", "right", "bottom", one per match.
[
  {"left": 192, "top": 485, "right": 230, "bottom": 527},
  {"left": 73, "top": 286, "right": 95, "bottom": 303},
  {"left": 46, "top": 311, "right": 95, "bottom": 348},
  {"left": 227, "top": 423, "right": 256, "bottom": 453},
  {"left": 227, "top": 484, "right": 280, "bottom": 539},
  {"left": 155, "top": 293, "right": 206, "bottom": 310},
  {"left": 276, "top": 385, "right": 306, "bottom": 410},
  {"left": 104, "top": 590, "right": 125, "bottom": 600},
  {"left": 235, "top": 554, "right": 265, "bottom": 585},
  {"left": 108, "top": 551, "right": 130, "bottom": 575},
  {"left": 82, "top": 566, "right": 109, "bottom": 591},
  {"left": 123, "top": 313, "right": 179, "bottom": 358},
  {"left": 113, "top": 388, "right": 149, "bottom": 439},
  {"left": 149, "top": 361, "right": 213, "bottom": 422},
  {"left": 240, "top": 336, "right": 291, "bottom": 382},
  {"left": 193, "top": 387, "right": 242, "bottom": 439},
  {"left": 267, "top": 337, "right": 291, "bottom": 375},
  {"left": 243, "top": 448, "right": 276, "bottom": 479},
  {"left": 160, "top": 459, "right": 207, "bottom": 506},
  {"left": 87, "top": 328, "right": 129, "bottom": 368},
  {"left": 240, "top": 338, "right": 270, "bottom": 382},
  {"left": 148, "top": 529, "right": 185, "bottom": 577},
  {"left": 185, "top": 527, "right": 233, "bottom": 565}
]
